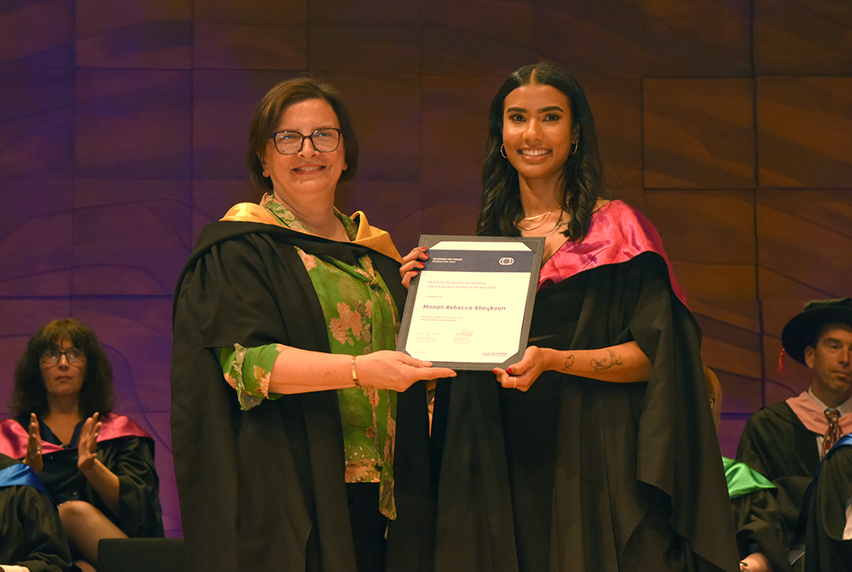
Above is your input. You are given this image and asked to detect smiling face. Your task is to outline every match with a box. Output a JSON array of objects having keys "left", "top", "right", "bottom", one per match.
[
  {"left": 39, "top": 338, "right": 86, "bottom": 403},
  {"left": 805, "top": 323, "right": 852, "bottom": 407},
  {"left": 502, "top": 82, "right": 578, "bottom": 190},
  {"left": 260, "top": 98, "right": 348, "bottom": 205}
]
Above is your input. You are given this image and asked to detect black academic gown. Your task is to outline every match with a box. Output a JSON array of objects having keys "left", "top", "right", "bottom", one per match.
[
  {"left": 0, "top": 454, "right": 77, "bottom": 572},
  {"left": 433, "top": 251, "right": 739, "bottom": 571},
  {"left": 0, "top": 414, "right": 164, "bottom": 539},
  {"left": 171, "top": 220, "right": 433, "bottom": 572},
  {"left": 725, "top": 457, "right": 792, "bottom": 572},
  {"left": 804, "top": 435, "right": 852, "bottom": 572},
  {"left": 737, "top": 402, "right": 821, "bottom": 553}
]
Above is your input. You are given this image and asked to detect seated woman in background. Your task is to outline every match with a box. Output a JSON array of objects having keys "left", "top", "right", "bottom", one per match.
[{"left": 0, "top": 319, "right": 164, "bottom": 571}]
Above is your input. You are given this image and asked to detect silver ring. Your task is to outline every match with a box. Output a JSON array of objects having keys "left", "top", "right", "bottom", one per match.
[{"left": 512, "top": 379, "right": 517, "bottom": 389}]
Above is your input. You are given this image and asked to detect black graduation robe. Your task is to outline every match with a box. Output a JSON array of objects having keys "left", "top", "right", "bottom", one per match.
[
  {"left": 432, "top": 202, "right": 739, "bottom": 571},
  {"left": 804, "top": 434, "right": 852, "bottom": 572},
  {"left": 0, "top": 414, "right": 164, "bottom": 539},
  {"left": 0, "top": 454, "right": 77, "bottom": 572},
  {"left": 725, "top": 457, "right": 792, "bottom": 572},
  {"left": 170, "top": 219, "right": 433, "bottom": 572},
  {"left": 736, "top": 401, "right": 821, "bottom": 554}
]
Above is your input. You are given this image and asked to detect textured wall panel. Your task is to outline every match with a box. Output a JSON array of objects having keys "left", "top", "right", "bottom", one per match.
[
  {"left": 757, "top": 190, "right": 852, "bottom": 297},
  {"left": 641, "top": 0, "right": 752, "bottom": 77},
  {"left": 76, "top": 0, "right": 192, "bottom": 69},
  {"left": 193, "top": 0, "right": 307, "bottom": 70},
  {"left": 532, "top": 0, "right": 643, "bottom": 78},
  {"left": 71, "top": 180, "right": 191, "bottom": 296},
  {"left": 308, "top": 26, "right": 421, "bottom": 73},
  {"left": 757, "top": 77, "right": 852, "bottom": 188},
  {"left": 0, "top": 0, "right": 75, "bottom": 68},
  {"left": 644, "top": 78, "right": 756, "bottom": 189},
  {"left": 584, "top": 78, "right": 643, "bottom": 189},
  {"left": 422, "top": 0, "right": 535, "bottom": 75},
  {"left": 75, "top": 69, "right": 192, "bottom": 180},
  {"left": 754, "top": 0, "right": 852, "bottom": 75}
]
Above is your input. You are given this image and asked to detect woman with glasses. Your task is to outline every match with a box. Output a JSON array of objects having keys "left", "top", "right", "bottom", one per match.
[
  {"left": 171, "top": 77, "right": 454, "bottom": 572},
  {"left": 0, "top": 318, "right": 164, "bottom": 571}
]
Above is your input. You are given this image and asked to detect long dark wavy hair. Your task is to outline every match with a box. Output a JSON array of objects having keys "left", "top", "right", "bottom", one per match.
[
  {"left": 246, "top": 77, "right": 360, "bottom": 191},
  {"left": 9, "top": 319, "right": 114, "bottom": 420},
  {"left": 477, "top": 62, "right": 607, "bottom": 241}
]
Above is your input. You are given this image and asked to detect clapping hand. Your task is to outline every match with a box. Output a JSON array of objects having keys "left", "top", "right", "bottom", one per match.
[
  {"left": 77, "top": 412, "right": 102, "bottom": 474},
  {"left": 24, "top": 413, "right": 43, "bottom": 473}
]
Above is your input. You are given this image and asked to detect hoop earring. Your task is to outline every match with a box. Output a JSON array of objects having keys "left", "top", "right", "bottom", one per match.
[
  {"left": 500, "top": 144, "right": 508, "bottom": 159},
  {"left": 570, "top": 142, "right": 578, "bottom": 156}
]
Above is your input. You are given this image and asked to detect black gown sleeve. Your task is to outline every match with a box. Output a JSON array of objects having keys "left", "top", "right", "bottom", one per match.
[
  {"left": 736, "top": 405, "right": 820, "bottom": 552},
  {"left": 804, "top": 443, "right": 852, "bottom": 572},
  {"left": 731, "top": 488, "right": 793, "bottom": 572},
  {"left": 103, "top": 436, "right": 164, "bottom": 537},
  {"left": 0, "top": 465, "right": 77, "bottom": 572}
]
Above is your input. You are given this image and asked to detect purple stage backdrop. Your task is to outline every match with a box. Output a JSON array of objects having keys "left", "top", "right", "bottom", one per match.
[{"left": 2, "top": 0, "right": 852, "bottom": 537}]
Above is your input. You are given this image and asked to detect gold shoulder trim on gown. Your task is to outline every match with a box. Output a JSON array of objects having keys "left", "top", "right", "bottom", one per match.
[{"left": 220, "top": 203, "right": 402, "bottom": 263}]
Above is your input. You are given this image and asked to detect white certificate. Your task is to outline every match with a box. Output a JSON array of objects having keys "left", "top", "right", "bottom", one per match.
[{"left": 397, "top": 235, "right": 545, "bottom": 370}]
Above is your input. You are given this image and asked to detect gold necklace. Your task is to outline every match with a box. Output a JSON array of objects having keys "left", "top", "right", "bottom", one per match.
[
  {"left": 520, "top": 207, "right": 558, "bottom": 221},
  {"left": 516, "top": 209, "right": 563, "bottom": 232}
]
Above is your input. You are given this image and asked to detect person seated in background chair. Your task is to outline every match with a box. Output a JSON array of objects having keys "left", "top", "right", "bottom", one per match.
[
  {"left": 705, "top": 366, "right": 790, "bottom": 572},
  {"left": 0, "top": 319, "right": 164, "bottom": 571},
  {"left": 803, "top": 432, "right": 852, "bottom": 571},
  {"left": 737, "top": 297, "right": 852, "bottom": 569},
  {"left": 0, "top": 452, "right": 78, "bottom": 572}
]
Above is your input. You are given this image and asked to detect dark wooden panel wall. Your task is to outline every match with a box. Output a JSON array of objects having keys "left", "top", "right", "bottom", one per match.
[{"left": 1, "top": 0, "right": 850, "bottom": 537}]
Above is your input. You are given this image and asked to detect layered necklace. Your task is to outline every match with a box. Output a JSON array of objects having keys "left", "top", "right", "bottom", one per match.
[{"left": 515, "top": 207, "right": 564, "bottom": 232}]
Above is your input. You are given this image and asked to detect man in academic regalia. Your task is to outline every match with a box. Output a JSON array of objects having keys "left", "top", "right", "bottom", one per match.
[{"left": 737, "top": 297, "right": 852, "bottom": 568}]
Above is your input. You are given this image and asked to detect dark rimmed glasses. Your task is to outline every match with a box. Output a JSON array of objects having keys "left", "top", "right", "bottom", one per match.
[
  {"left": 40, "top": 348, "right": 85, "bottom": 365},
  {"left": 270, "top": 128, "right": 342, "bottom": 155}
]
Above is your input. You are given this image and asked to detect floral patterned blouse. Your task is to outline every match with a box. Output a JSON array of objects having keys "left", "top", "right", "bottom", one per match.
[{"left": 217, "top": 193, "right": 401, "bottom": 518}]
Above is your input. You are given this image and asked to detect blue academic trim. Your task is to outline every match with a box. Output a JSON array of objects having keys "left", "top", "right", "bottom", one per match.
[
  {"left": 0, "top": 462, "right": 48, "bottom": 495},
  {"left": 824, "top": 433, "right": 852, "bottom": 462}
]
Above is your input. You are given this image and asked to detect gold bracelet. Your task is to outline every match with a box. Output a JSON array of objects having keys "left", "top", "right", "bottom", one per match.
[{"left": 350, "top": 355, "right": 361, "bottom": 387}]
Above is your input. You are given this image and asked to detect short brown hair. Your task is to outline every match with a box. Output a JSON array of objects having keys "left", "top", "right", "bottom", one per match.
[{"left": 245, "top": 77, "right": 360, "bottom": 190}]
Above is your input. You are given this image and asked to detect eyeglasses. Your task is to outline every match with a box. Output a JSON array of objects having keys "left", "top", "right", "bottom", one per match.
[
  {"left": 40, "top": 348, "right": 85, "bottom": 365},
  {"left": 270, "top": 128, "right": 342, "bottom": 155}
]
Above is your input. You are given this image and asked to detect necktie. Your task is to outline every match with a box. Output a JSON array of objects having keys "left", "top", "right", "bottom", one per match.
[{"left": 823, "top": 408, "right": 842, "bottom": 457}]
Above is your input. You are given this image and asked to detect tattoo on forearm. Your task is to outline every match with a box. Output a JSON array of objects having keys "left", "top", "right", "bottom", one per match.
[
  {"left": 563, "top": 354, "right": 574, "bottom": 371},
  {"left": 591, "top": 350, "right": 623, "bottom": 371}
]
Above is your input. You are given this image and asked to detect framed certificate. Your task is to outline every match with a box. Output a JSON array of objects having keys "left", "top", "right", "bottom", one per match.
[{"left": 396, "top": 235, "right": 545, "bottom": 370}]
